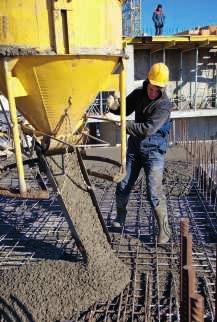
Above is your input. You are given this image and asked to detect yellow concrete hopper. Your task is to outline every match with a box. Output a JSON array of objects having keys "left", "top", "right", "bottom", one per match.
[
  {"left": 0, "top": 0, "right": 126, "bottom": 194},
  {"left": 0, "top": 56, "right": 120, "bottom": 142},
  {"left": 0, "top": 0, "right": 124, "bottom": 144}
]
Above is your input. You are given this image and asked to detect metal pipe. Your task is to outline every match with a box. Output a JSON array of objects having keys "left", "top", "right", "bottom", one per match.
[
  {"left": 191, "top": 294, "right": 204, "bottom": 322},
  {"left": 163, "top": 48, "right": 166, "bottom": 63},
  {"left": 3, "top": 59, "right": 27, "bottom": 195},
  {"left": 180, "top": 218, "right": 189, "bottom": 308},
  {"left": 181, "top": 265, "right": 195, "bottom": 322},
  {"left": 119, "top": 58, "right": 127, "bottom": 178}
]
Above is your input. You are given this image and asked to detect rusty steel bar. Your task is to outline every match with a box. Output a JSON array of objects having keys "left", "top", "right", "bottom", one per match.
[
  {"left": 131, "top": 246, "right": 139, "bottom": 321},
  {"left": 190, "top": 294, "right": 204, "bottom": 322},
  {"left": 181, "top": 265, "right": 195, "bottom": 322},
  {"left": 184, "top": 233, "right": 193, "bottom": 267},
  {"left": 181, "top": 218, "right": 189, "bottom": 238},
  {"left": 180, "top": 217, "right": 190, "bottom": 305},
  {"left": 205, "top": 146, "right": 208, "bottom": 201},
  {"left": 180, "top": 219, "right": 191, "bottom": 320},
  {"left": 0, "top": 187, "right": 49, "bottom": 199},
  {"left": 155, "top": 240, "right": 161, "bottom": 322},
  {"left": 180, "top": 231, "right": 193, "bottom": 321}
]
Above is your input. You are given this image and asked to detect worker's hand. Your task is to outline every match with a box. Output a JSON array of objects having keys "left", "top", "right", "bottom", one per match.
[
  {"left": 106, "top": 92, "right": 120, "bottom": 111},
  {"left": 103, "top": 112, "right": 121, "bottom": 127}
]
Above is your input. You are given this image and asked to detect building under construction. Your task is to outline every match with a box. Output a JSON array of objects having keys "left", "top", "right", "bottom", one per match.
[
  {"left": 0, "top": 1, "right": 216, "bottom": 322},
  {"left": 122, "top": 0, "right": 142, "bottom": 36}
]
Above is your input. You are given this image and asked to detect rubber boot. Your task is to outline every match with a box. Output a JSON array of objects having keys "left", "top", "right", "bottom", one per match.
[
  {"left": 154, "top": 205, "right": 171, "bottom": 244},
  {"left": 112, "top": 208, "right": 127, "bottom": 228}
]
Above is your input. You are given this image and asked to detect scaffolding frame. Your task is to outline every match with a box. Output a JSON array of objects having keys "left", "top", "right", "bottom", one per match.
[{"left": 122, "top": 0, "right": 142, "bottom": 37}]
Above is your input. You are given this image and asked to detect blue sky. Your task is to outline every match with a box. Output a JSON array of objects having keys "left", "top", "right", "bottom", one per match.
[{"left": 141, "top": 0, "right": 217, "bottom": 35}]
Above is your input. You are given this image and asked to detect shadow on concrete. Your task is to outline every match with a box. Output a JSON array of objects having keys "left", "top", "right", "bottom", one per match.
[{"left": 0, "top": 295, "right": 35, "bottom": 322}]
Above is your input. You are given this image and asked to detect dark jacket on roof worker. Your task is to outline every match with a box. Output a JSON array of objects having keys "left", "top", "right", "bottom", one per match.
[
  {"left": 152, "top": 4, "right": 165, "bottom": 36},
  {"left": 106, "top": 63, "right": 173, "bottom": 244}
]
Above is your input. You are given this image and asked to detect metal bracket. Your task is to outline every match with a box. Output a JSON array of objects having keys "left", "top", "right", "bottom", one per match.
[{"left": 52, "top": 0, "right": 73, "bottom": 53}]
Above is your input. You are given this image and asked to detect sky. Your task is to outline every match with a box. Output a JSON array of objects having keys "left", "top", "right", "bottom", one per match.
[{"left": 141, "top": 0, "right": 217, "bottom": 35}]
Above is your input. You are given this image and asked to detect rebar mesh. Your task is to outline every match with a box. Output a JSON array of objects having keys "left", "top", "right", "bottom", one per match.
[{"left": 0, "top": 158, "right": 216, "bottom": 321}]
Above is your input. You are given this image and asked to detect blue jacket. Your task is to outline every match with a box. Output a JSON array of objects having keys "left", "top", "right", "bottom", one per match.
[
  {"left": 152, "top": 10, "right": 165, "bottom": 27},
  {"left": 113, "top": 80, "right": 173, "bottom": 153}
]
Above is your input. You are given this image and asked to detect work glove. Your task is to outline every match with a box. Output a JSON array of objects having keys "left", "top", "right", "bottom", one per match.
[
  {"left": 106, "top": 92, "right": 120, "bottom": 111},
  {"left": 103, "top": 112, "right": 121, "bottom": 126}
]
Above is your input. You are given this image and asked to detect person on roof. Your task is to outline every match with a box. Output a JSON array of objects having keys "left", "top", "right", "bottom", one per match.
[
  {"left": 152, "top": 4, "right": 165, "bottom": 36},
  {"left": 106, "top": 63, "right": 173, "bottom": 244}
]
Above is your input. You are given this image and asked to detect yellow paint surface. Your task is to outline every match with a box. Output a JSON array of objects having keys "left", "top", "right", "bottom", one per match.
[
  {"left": 0, "top": 56, "right": 119, "bottom": 136},
  {"left": 0, "top": 0, "right": 122, "bottom": 54}
]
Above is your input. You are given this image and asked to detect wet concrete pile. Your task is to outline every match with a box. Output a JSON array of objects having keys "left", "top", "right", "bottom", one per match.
[
  {"left": 0, "top": 152, "right": 130, "bottom": 322},
  {"left": 164, "top": 160, "right": 193, "bottom": 196}
]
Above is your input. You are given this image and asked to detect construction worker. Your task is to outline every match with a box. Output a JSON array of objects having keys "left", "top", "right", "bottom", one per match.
[
  {"left": 107, "top": 63, "right": 173, "bottom": 244},
  {"left": 152, "top": 4, "right": 165, "bottom": 36}
]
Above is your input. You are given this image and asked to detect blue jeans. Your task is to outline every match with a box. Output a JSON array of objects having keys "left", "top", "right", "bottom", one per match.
[
  {"left": 155, "top": 25, "right": 163, "bottom": 35},
  {"left": 116, "top": 137, "right": 166, "bottom": 211}
]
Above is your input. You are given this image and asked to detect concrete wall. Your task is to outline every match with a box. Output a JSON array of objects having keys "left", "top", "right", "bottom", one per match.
[
  {"left": 97, "top": 123, "right": 121, "bottom": 146},
  {"left": 131, "top": 47, "right": 217, "bottom": 109},
  {"left": 89, "top": 122, "right": 121, "bottom": 146},
  {"left": 97, "top": 116, "right": 217, "bottom": 146},
  {"left": 173, "top": 116, "right": 217, "bottom": 141},
  {"left": 94, "top": 45, "right": 217, "bottom": 145}
]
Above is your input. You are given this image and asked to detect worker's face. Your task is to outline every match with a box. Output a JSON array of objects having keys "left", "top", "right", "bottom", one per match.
[{"left": 147, "top": 83, "right": 161, "bottom": 100}]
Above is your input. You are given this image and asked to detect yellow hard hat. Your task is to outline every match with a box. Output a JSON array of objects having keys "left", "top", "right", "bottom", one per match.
[{"left": 148, "top": 63, "right": 169, "bottom": 87}]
